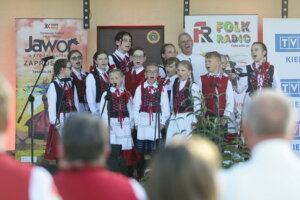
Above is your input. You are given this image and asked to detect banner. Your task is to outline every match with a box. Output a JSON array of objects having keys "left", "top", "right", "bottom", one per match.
[
  {"left": 185, "top": 15, "right": 258, "bottom": 126},
  {"left": 16, "top": 18, "right": 88, "bottom": 162},
  {"left": 263, "top": 19, "right": 300, "bottom": 156}
]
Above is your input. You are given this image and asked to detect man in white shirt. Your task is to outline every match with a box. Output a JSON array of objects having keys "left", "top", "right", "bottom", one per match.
[
  {"left": 218, "top": 89, "right": 300, "bottom": 200},
  {"left": 176, "top": 32, "right": 207, "bottom": 85}
]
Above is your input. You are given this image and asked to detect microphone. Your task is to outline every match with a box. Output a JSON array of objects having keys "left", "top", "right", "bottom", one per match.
[
  {"left": 238, "top": 71, "right": 257, "bottom": 77},
  {"left": 60, "top": 78, "right": 71, "bottom": 82},
  {"left": 109, "top": 83, "right": 117, "bottom": 87},
  {"left": 41, "top": 56, "right": 54, "bottom": 62}
]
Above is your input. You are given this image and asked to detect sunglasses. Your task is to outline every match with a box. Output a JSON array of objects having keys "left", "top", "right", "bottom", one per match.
[{"left": 70, "top": 56, "right": 82, "bottom": 61}]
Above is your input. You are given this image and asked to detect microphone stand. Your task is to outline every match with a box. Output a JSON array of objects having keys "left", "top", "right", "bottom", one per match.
[
  {"left": 154, "top": 85, "right": 162, "bottom": 148},
  {"left": 46, "top": 79, "right": 68, "bottom": 157},
  {"left": 18, "top": 58, "right": 52, "bottom": 164},
  {"left": 100, "top": 85, "right": 115, "bottom": 134}
]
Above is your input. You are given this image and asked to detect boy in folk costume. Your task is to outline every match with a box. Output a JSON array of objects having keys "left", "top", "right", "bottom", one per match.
[
  {"left": 68, "top": 50, "right": 89, "bottom": 112},
  {"left": 199, "top": 52, "right": 234, "bottom": 127},
  {"left": 133, "top": 63, "right": 170, "bottom": 173},
  {"left": 44, "top": 59, "right": 79, "bottom": 160},
  {"left": 124, "top": 47, "right": 146, "bottom": 97},
  {"left": 109, "top": 31, "right": 133, "bottom": 72},
  {"left": 99, "top": 69, "right": 138, "bottom": 177},
  {"left": 166, "top": 60, "right": 201, "bottom": 144},
  {"left": 86, "top": 51, "right": 110, "bottom": 114}
]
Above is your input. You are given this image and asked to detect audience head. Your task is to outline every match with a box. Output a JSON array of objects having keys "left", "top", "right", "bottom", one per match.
[
  {"left": 178, "top": 32, "right": 193, "bottom": 55},
  {"left": 109, "top": 69, "right": 123, "bottom": 89},
  {"left": 145, "top": 63, "right": 159, "bottom": 85},
  {"left": 160, "top": 43, "right": 177, "bottom": 63},
  {"left": 178, "top": 135, "right": 221, "bottom": 172},
  {"left": 93, "top": 50, "right": 109, "bottom": 70},
  {"left": 243, "top": 89, "right": 296, "bottom": 149},
  {"left": 205, "top": 51, "right": 222, "bottom": 74},
  {"left": 59, "top": 113, "right": 110, "bottom": 169},
  {"left": 147, "top": 144, "right": 217, "bottom": 200},
  {"left": 131, "top": 47, "right": 146, "bottom": 69},
  {"left": 165, "top": 57, "right": 179, "bottom": 77},
  {"left": 0, "top": 77, "right": 11, "bottom": 135},
  {"left": 114, "top": 31, "right": 132, "bottom": 54},
  {"left": 67, "top": 50, "right": 83, "bottom": 71},
  {"left": 52, "top": 59, "right": 71, "bottom": 81},
  {"left": 176, "top": 60, "right": 193, "bottom": 81}
]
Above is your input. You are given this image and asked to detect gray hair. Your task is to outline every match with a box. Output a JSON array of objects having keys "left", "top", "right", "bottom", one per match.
[
  {"left": 61, "top": 113, "right": 109, "bottom": 163},
  {"left": 243, "top": 89, "right": 296, "bottom": 137},
  {"left": 178, "top": 32, "right": 192, "bottom": 43}
]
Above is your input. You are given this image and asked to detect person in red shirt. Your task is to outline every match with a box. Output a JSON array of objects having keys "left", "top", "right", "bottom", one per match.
[
  {"left": 0, "top": 77, "right": 61, "bottom": 200},
  {"left": 54, "top": 113, "right": 147, "bottom": 200}
]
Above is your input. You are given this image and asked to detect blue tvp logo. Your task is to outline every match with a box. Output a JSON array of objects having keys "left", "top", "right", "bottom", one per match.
[
  {"left": 275, "top": 34, "right": 300, "bottom": 52},
  {"left": 281, "top": 79, "right": 300, "bottom": 97}
]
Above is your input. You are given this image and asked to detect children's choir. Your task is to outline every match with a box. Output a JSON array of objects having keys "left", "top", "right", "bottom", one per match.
[{"left": 44, "top": 31, "right": 279, "bottom": 178}]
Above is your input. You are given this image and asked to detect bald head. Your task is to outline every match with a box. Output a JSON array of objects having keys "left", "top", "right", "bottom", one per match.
[{"left": 243, "top": 89, "right": 296, "bottom": 138}]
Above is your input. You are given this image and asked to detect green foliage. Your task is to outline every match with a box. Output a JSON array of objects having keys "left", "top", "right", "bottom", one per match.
[{"left": 191, "top": 90, "right": 250, "bottom": 168}]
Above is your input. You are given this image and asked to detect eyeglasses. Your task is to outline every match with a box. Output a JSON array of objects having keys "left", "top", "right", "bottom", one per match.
[
  {"left": 132, "top": 55, "right": 144, "bottom": 59},
  {"left": 70, "top": 56, "right": 82, "bottom": 61},
  {"left": 146, "top": 70, "right": 158, "bottom": 75}
]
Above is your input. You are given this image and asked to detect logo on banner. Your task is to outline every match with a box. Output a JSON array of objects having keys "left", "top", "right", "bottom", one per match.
[
  {"left": 194, "top": 22, "right": 213, "bottom": 43},
  {"left": 147, "top": 30, "right": 160, "bottom": 44},
  {"left": 275, "top": 34, "right": 300, "bottom": 52},
  {"left": 44, "top": 23, "right": 59, "bottom": 30},
  {"left": 281, "top": 79, "right": 300, "bottom": 97}
]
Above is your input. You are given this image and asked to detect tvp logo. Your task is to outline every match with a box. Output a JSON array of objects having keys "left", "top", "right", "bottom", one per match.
[
  {"left": 280, "top": 79, "right": 300, "bottom": 97},
  {"left": 275, "top": 34, "right": 300, "bottom": 52},
  {"left": 193, "top": 22, "right": 213, "bottom": 43},
  {"left": 281, "top": 79, "right": 300, "bottom": 97}
]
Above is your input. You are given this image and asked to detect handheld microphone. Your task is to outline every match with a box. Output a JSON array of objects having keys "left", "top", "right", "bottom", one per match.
[
  {"left": 41, "top": 56, "right": 54, "bottom": 62},
  {"left": 60, "top": 78, "right": 71, "bottom": 82},
  {"left": 238, "top": 71, "right": 257, "bottom": 77},
  {"left": 109, "top": 83, "right": 117, "bottom": 87}
]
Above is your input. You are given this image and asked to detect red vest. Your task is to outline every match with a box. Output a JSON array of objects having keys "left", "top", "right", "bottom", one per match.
[
  {"left": 201, "top": 75, "right": 228, "bottom": 116},
  {"left": 125, "top": 69, "right": 145, "bottom": 97},
  {"left": 0, "top": 153, "right": 32, "bottom": 200},
  {"left": 71, "top": 72, "right": 87, "bottom": 103},
  {"left": 139, "top": 85, "right": 161, "bottom": 113},
  {"left": 54, "top": 167, "right": 138, "bottom": 200}
]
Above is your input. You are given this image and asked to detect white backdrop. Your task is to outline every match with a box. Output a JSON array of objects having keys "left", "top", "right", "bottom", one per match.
[
  {"left": 185, "top": 15, "right": 258, "bottom": 127},
  {"left": 263, "top": 18, "right": 300, "bottom": 156}
]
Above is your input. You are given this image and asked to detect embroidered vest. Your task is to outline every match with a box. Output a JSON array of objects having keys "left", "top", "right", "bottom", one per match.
[
  {"left": 53, "top": 81, "right": 76, "bottom": 113},
  {"left": 71, "top": 72, "right": 87, "bottom": 103},
  {"left": 246, "top": 64, "right": 274, "bottom": 93},
  {"left": 201, "top": 75, "right": 228, "bottom": 116},
  {"left": 172, "top": 78, "right": 194, "bottom": 114},
  {"left": 139, "top": 85, "right": 161, "bottom": 113},
  {"left": 92, "top": 70, "right": 109, "bottom": 102}
]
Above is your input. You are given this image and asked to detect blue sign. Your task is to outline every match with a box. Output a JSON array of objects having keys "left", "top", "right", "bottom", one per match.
[
  {"left": 275, "top": 34, "right": 300, "bottom": 52},
  {"left": 294, "top": 122, "right": 300, "bottom": 140},
  {"left": 281, "top": 79, "right": 300, "bottom": 97}
]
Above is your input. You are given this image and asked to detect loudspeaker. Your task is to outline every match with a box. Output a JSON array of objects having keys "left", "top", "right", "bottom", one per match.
[{"left": 83, "top": 0, "right": 90, "bottom": 29}]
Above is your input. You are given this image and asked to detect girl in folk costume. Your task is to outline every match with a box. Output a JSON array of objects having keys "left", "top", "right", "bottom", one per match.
[
  {"left": 86, "top": 51, "right": 110, "bottom": 114},
  {"left": 109, "top": 31, "right": 133, "bottom": 72},
  {"left": 99, "top": 69, "right": 138, "bottom": 177},
  {"left": 68, "top": 50, "right": 89, "bottom": 112},
  {"left": 133, "top": 64, "right": 170, "bottom": 158},
  {"left": 236, "top": 42, "right": 281, "bottom": 107},
  {"left": 44, "top": 59, "right": 79, "bottom": 160},
  {"left": 166, "top": 60, "right": 201, "bottom": 144}
]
